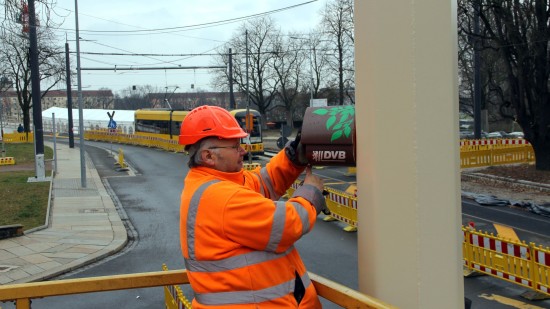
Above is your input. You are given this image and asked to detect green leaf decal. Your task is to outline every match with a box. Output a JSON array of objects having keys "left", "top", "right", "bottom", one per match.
[
  {"left": 312, "top": 106, "right": 355, "bottom": 143},
  {"left": 344, "top": 125, "right": 351, "bottom": 138},
  {"left": 340, "top": 113, "right": 349, "bottom": 123},
  {"left": 331, "top": 130, "right": 343, "bottom": 142},
  {"left": 326, "top": 115, "right": 336, "bottom": 130}
]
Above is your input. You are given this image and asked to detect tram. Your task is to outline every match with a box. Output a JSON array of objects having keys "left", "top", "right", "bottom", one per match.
[
  {"left": 229, "top": 108, "right": 264, "bottom": 156},
  {"left": 134, "top": 108, "right": 264, "bottom": 156}
]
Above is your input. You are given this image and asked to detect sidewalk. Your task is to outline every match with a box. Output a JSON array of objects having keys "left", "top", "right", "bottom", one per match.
[{"left": 0, "top": 143, "right": 127, "bottom": 285}]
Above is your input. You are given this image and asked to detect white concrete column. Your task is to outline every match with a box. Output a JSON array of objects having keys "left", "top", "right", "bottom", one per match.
[{"left": 355, "top": 1, "right": 464, "bottom": 308}]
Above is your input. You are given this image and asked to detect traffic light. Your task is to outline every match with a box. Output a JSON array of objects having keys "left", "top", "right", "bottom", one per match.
[{"left": 245, "top": 113, "right": 254, "bottom": 132}]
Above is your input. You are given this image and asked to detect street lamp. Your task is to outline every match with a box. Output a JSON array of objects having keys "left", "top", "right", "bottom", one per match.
[{"left": 74, "top": 0, "right": 86, "bottom": 188}]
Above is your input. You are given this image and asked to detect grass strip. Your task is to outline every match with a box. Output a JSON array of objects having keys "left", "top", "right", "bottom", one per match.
[{"left": 0, "top": 143, "right": 53, "bottom": 231}]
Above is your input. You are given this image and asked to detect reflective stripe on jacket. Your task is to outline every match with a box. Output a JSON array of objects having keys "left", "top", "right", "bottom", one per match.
[{"left": 180, "top": 150, "right": 325, "bottom": 308}]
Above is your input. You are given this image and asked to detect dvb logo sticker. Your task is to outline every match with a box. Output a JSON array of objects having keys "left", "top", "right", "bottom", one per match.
[{"left": 312, "top": 150, "right": 346, "bottom": 162}]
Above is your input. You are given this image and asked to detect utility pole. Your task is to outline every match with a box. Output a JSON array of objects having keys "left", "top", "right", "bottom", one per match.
[
  {"left": 473, "top": 0, "right": 482, "bottom": 139},
  {"left": 0, "top": 101, "right": 5, "bottom": 158},
  {"left": 28, "top": 0, "right": 46, "bottom": 180},
  {"left": 65, "top": 42, "right": 75, "bottom": 148},
  {"left": 75, "top": 0, "right": 86, "bottom": 188},
  {"left": 308, "top": 43, "right": 314, "bottom": 106},
  {"left": 245, "top": 31, "right": 250, "bottom": 113},
  {"left": 229, "top": 48, "right": 235, "bottom": 109},
  {"left": 245, "top": 30, "right": 252, "bottom": 164}
]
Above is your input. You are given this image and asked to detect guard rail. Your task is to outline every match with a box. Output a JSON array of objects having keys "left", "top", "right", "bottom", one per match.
[{"left": 0, "top": 267, "right": 396, "bottom": 308}]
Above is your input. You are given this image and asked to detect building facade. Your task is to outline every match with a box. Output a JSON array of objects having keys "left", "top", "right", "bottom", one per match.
[{"left": 0, "top": 89, "right": 114, "bottom": 123}]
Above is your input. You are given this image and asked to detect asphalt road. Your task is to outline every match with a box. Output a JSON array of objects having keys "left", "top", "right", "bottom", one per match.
[{"left": 9, "top": 141, "right": 550, "bottom": 309}]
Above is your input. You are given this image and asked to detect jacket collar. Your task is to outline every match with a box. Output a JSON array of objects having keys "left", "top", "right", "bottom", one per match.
[{"left": 192, "top": 166, "right": 244, "bottom": 184}]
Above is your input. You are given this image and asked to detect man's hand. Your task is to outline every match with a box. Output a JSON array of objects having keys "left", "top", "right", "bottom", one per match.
[
  {"left": 303, "top": 166, "right": 323, "bottom": 192},
  {"left": 285, "top": 130, "right": 308, "bottom": 166}
]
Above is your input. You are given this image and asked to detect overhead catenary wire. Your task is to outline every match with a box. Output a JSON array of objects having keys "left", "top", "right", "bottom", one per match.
[
  {"left": 52, "top": 0, "right": 319, "bottom": 35},
  {"left": 14, "top": 1, "right": 325, "bottom": 90},
  {"left": 81, "top": 66, "right": 225, "bottom": 71}
]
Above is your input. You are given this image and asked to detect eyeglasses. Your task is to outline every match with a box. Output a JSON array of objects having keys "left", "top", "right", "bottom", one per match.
[{"left": 208, "top": 143, "right": 242, "bottom": 152}]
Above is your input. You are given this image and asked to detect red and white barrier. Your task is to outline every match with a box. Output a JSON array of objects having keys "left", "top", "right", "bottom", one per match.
[
  {"left": 460, "top": 138, "right": 530, "bottom": 147},
  {"left": 468, "top": 232, "right": 532, "bottom": 287},
  {"left": 534, "top": 248, "right": 550, "bottom": 294}
]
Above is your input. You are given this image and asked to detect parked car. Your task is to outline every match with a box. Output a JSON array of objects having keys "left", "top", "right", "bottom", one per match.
[
  {"left": 459, "top": 131, "right": 472, "bottom": 139},
  {"left": 508, "top": 131, "right": 524, "bottom": 139},
  {"left": 487, "top": 131, "right": 504, "bottom": 138},
  {"left": 459, "top": 131, "right": 488, "bottom": 139}
]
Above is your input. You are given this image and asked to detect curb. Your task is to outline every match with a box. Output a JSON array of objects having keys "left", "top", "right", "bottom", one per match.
[
  {"left": 24, "top": 170, "right": 55, "bottom": 235},
  {"left": 462, "top": 172, "right": 550, "bottom": 193}
]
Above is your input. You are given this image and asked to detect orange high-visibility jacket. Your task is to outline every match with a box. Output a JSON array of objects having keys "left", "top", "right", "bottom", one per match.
[{"left": 180, "top": 150, "right": 326, "bottom": 308}]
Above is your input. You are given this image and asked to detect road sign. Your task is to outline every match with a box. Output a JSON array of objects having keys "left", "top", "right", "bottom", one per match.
[
  {"left": 310, "top": 98, "right": 328, "bottom": 107},
  {"left": 280, "top": 124, "right": 291, "bottom": 138},
  {"left": 276, "top": 137, "right": 288, "bottom": 149},
  {"left": 108, "top": 119, "right": 117, "bottom": 129},
  {"left": 107, "top": 111, "right": 117, "bottom": 132}
]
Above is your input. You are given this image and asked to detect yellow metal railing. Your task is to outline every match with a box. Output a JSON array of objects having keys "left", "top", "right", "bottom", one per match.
[
  {"left": 463, "top": 227, "right": 550, "bottom": 298},
  {"left": 284, "top": 184, "right": 550, "bottom": 298},
  {"left": 85, "top": 130, "right": 185, "bottom": 153},
  {"left": 2, "top": 132, "right": 34, "bottom": 143},
  {"left": 86, "top": 130, "right": 261, "bottom": 156},
  {"left": 163, "top": 264, "right": 192, "bottom": 309},
  {"left": 0, "top": 270, "right": 188, "bottom": 309},
  {"left": 86, "top": 131, "right": 536, "bottom": 169},
  {"left": 0, "top": 157, "right": 16, "bottom": 165},
  {"left": 286, "top": 181, "right": 358, "bottom": 232},
  {"left": 0, "top": 268, "right": 396, "bottom": 309},
  {"left": 80, "top": 130, "right": 549, "bottom": 298},
  {"left": 243, "top": 162, "right": 261, "bottom": 170},
  {"left": 460, "top": 144, "right": 535, "bottom": 168}
]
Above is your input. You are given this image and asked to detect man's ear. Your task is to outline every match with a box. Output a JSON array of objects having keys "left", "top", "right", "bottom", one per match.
[{"left": 200, "top": 149, "right": 216, "bottom": 167}]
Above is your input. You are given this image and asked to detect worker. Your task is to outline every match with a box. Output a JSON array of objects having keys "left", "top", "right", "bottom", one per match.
[{"left": 179, "top": 105, "right": 326, "bottom": 308}]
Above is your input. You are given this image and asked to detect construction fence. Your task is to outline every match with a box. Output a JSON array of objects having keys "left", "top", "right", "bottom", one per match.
[
  {"left": 86, "top": 130, "right": 185, "bottom": 153},
  {"left": 163, "top": 264, "right": 192, "bottom": 309},
  {"left": 3, "top": 131, "right": 537, "bottom": 169},
  {"left": 1, "top": 132, "right": 34, "bottom": 143},
  {"left": 463, "top": 227, "right": 550, "bottom": 298},
  {"left": 85, "top": 131, "right": 537, "bottom": 169},
  {"left": 286, "top": 180, "right": 550, "bottom": 298},
  {"left": 287, "top": 181, "right": 358, "bottom": 232},
  {"left": 460, "top": 138, "right": 535, "bottom": 168},
  {"left": 3, "top": 130, "right": 546, "bottom": 300}
]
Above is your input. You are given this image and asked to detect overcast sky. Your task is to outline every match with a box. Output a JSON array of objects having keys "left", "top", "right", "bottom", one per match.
[{"left": 48, "top": 0, "right": 327, "bottom": 95}]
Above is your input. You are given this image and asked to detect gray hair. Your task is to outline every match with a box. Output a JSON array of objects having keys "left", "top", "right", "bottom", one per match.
[{"left": 186, "top": 137, "right": 219, "bottom": 168}]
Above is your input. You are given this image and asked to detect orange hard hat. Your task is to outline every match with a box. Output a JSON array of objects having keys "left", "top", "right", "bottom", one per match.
[{"left": 179, "top": 105, "right": 248, "bottom": 146}]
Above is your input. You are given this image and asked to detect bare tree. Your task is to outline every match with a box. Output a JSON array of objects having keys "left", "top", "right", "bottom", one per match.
[
  {"left": 0, "top": 0, "right": 65, "bottom": 132},
  {"left": 321, "top": 0, "right": 354, "bottom": 105},
  {"left": 309, "top": 31, "right": 331, "bottom": 100},
  {"left": 458, "top": 0, "right": 514, "bottom": 129},
  {"left": 459, "top": 0, "right": 550, "bottom": 170},
  {"left": 272, "top": 34, "right": 308, "bottom": 128},
  {"left": 0, "top": 76, "right": 12, "bottom": 92},
  {"left": 212, "top": 17, "right": 281, "bottom": 126}
]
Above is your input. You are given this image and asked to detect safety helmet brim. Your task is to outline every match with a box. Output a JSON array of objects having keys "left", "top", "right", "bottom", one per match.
[{"left": 179, "top": 105, "right": 249, "bottom": 147}]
